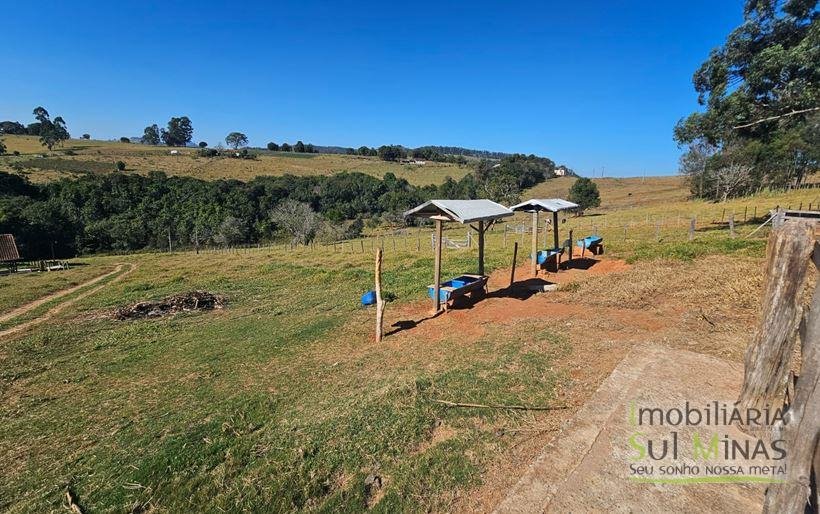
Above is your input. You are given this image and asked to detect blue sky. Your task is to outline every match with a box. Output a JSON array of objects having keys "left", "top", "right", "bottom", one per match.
[{"left": 2, "top": 1, "right": 744, "bottom": 177}]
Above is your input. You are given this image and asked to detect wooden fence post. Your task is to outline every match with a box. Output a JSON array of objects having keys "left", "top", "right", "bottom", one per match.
[
  {"left": 729, "top": 214, "right": 735, "bottom": 238},
  {"left": 375, "top": 248, "right": 384, "bottom": 343},
  {"left": 761, "top": 241, "right": 820, "bottom": 513},
  {"left": 689, "top": 218, "right": 696, "bottom": 241},
  {"left": 509, "top": 242, "right": 518, "bottom": 287},
  {"left": 737, "top": 222, "right": 815, "bottom": 426}
]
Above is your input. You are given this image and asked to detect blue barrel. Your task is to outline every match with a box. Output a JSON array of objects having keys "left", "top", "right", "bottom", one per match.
[{"left": 361, "top": 290, "right": 377, "bottom": 306}]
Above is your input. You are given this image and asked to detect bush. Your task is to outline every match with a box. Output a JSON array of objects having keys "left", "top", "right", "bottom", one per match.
[
  {"left": 198, "top": 147, "right": 220, "bottom": 158},
  {"left": 231, "top": 148, "right": 256, "bottom": 160},
  {"left": 119, "top": 137, "right": 131, "bottom": 143},
  {"left": 198, "top": 141, "right": 208, "bottom": 148},
  {"left": 267, "top": 142, "right": 279, "bottom": 151},
  {"left": 115, "top": 160, "right": 126, "bottom": 171},
  {"left": 568, "top": 177, "right": 601, "bottom": 211},
  {"left": 82, "top": 134, "right": 90, "bottom": 139},
  {"left": 63, "top": 149, "right": 77, "bottom": 156}
]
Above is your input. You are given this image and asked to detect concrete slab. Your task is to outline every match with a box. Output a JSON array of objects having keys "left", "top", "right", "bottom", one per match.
[{"left": 495, "top": 345, "right": 782, "bottom": 513}]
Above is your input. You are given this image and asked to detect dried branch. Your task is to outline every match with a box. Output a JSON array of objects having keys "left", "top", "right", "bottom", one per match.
[
  {"left": 733, "top": 107, "right": 820, "bottom": 129},
  {"left": 430, "top": 399, "right": 569, "bottom": 411}
]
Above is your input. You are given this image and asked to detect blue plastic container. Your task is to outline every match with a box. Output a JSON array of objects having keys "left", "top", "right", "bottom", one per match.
[
  {"left": 361, "top": 290, "right": 376, "bottom": 306},
  {"left": 536, "top": 249, "right": 561, "bottom": 265}
]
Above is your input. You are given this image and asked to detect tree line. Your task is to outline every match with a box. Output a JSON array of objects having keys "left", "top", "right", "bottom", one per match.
[
  {"left": 0, "top": 153, "right": 564, "bottom": 258},
  {"left": 675, "top": 0, "right": 818, "bottom": 200}
]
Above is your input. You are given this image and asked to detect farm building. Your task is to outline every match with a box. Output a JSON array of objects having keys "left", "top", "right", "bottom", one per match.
[{"left": 0, "top": 234, "right": 21, "bottom": 271}]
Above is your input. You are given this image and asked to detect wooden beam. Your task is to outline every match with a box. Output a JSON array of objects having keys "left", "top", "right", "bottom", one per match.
[
  {"left": 531, "top": 211, "right": 538, "bottom": 277},
  {"left": 510, "top": 242, "right": 518, "bottom": 287},
  {"left": 553, "top": 211, "right": 559, "bottom": 250},
  {"left": 433, "top": 219, "right": 443, "bottom": 313},
  {"left": 478, "top": 220, "right": 485, "bottom": 276}
]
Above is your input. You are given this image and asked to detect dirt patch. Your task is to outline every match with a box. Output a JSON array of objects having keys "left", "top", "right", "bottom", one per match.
[{"left": 113, "top": 291, "right": 226, "bottom": 320}]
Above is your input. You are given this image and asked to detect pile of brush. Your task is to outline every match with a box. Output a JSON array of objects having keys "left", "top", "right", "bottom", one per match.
[{"left": 113, "top": 291, "right": 226, "bottom": 320}]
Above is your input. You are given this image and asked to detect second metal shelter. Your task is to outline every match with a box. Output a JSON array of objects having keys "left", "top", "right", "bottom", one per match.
[
  {"left": 510, "top": 198, "right": 579, "bottom": 275},
  {"left": 404, "top": 199, "right": 513, "bottom": 312}
]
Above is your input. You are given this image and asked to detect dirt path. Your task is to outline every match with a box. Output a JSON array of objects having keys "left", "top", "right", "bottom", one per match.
[{"left": 0, "top": 263, "right": 135, "bottom": 339}]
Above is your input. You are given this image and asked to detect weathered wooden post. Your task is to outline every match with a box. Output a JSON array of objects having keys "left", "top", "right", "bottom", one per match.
[
  {"left": 509, "top": 242, "right": 518, "bottom": 287},
  {"left": 568, "top": 229, "right": 574, "bottom": 261},
  {"left": 477, "top": 221, "right": 485, "bottom": 276},
  {"left": 552, "top": 211, "right": 560, "bottom": 251},
  {"left": 433, "top": 218, "right": 443, "bottom": 313},
  {"left": 761, "top": 241, "right": 820, "bottom": 513},
  {"left": 737, "top": 222, "right": 814, "bottom": 422},
  {"left": 375, "top": 247, "right": 384, "bottom": 342},
  {"left": 531, "top": 211, "right": 539, "bottom": 277},
  {"left": 689, "top": 218, "right": 696, "bottom": 241},
  {"left": 503, "top": 225, "right": 507, "bottom": 248}
]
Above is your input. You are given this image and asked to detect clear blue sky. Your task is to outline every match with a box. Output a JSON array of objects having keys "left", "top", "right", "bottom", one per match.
[{"left": 2, "top": 0, "right": 744, "bottom": 177}]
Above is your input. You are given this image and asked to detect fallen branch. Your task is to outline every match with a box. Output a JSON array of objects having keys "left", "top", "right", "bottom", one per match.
[
  {"left": 733, "top": 107, "right": 820, "bottom": 129},
  {"left": 65, "top": 490, "right": 83, "bottom": 514},
  {"left": 430, "top": 399, "right": 569, "bottom": 411}
]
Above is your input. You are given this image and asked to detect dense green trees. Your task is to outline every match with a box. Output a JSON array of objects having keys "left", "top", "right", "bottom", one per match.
[
  {"left": 568, "top": 177, "right": 601, "bottom": 210},
  {"left": 160, "top": 116, "right": 193, "bottom": 146},
  {"left": 267, "top": 142, "right": 279, "bottom": 151},
  {"left": 0, "top": 121, "right": 27, "bottom": 135},
  {"left": 377, "top": 145, "right": 406, "bottom": 161},
  {"left": 0, "top": 151, "right": 562, "bottom": 258},
  {"left": 675, "top": 0, "right": 819, "bottom": 199}
]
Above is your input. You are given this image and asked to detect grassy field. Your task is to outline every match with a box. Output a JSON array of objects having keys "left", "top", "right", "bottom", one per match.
[
  {"left": 1, "top": 174, "right": 817, "bottom": 511},
  {"left": 0, "top": 136, "right": 470, "bottom": 186}
]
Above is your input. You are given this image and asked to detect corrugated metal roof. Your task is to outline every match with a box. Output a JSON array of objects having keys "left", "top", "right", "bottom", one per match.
[
  {"left": 0, "top": 234, "right": 20, "bottom": 262},
  {"left": 403, "top": 199, "right": 514, "bottom": 224},
  {"left": 510, "top": 198, "right": 579, "bottom": 213}
]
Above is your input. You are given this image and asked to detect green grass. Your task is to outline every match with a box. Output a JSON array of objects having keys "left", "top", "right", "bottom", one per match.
[{"left": 0, "top": 248, "right": 568, "bottom": 512}]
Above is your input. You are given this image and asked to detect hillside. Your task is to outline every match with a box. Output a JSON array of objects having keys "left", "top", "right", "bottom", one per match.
[{"left": 0, "top": 135, "right": 471, "bottom": 186}]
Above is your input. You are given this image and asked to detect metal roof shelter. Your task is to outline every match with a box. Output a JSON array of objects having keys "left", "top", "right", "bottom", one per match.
[
  {"left": 0, "top": 234, "right": 20, "bottom": 262},
  {"left": 404, "top": 199, "right": 513, "bottom": 312},
  {"left": 510, "top": 199, "right": 579, "bottom": 276}
]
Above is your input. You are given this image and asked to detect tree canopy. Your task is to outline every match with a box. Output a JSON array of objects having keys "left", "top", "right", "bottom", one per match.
[
  {"left": 225, "top": 132, "right": 249, "bottom": 150},
  {"left": 674, "top": 0, "right": 819, "bottom": 199},
  {"left": 568, "top": 177, "right": 601, "bottom": 210},
  {"left": 161, "top": 116, "right": 193, "bottom": 147},
  {"left": 33, "top": 106, "right": 70, "bottom": 150},
  {"left": 142, "top": 124, "right": 160, "bottom": 145}
]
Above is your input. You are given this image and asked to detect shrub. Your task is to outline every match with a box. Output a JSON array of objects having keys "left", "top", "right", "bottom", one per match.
[
  {"left": 568, "top": 177, "right": 601, "bottom": 211},
  {"left": 198, "top": 141, "right": 208, "bottom": 148},
  {"left": 119, "top": 137, "right": 131, "bottom": 143},
  {"left": 115, "top": 160, "right": 126, "bottom": 171},
  {"left": 198, "top": 147, "right": 220, "bottom": 158}
]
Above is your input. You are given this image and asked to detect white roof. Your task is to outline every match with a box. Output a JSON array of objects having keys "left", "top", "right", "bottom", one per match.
[
  {"left": 403, "top": 199, "right": 514, "bottom": 224},
  {"left": 510, "top": 198, "right": 579, "bottom": 213}
]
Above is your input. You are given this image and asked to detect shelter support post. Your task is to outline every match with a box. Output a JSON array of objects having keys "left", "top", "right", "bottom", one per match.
[
  {"left": 433, "top": 219, "right": 443, "bottom": 313},
  {"left": 552, "top": 211, "right": 559, "bottom": 250},
  {"left": 531, "top": 211, "right": 538, "bottom": 276},
  {"left": 478, "top": 220, "right": 485, "bottom": 276}
]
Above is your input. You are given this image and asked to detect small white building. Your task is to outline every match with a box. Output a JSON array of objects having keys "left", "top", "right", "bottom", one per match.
[{"left": 554, "top": 168, "right": 566, "bottom": 176}]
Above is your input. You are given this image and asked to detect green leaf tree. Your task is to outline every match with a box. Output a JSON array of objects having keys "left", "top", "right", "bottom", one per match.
[
  {"left": 142, "top": 124, "right": 160, "bottom": 145},
  {"left": 568, "top": 177, "right": 601, "bottom": 211},
  {"left": 160, "top": 116, "right": 193, "bottom": 147},
  {"left": 33, "top": 106, "right": 70, "bottom": 150},
  {"left": 225, "top": 132, "right": 249, "bottom": 150},
  {"left": 674, "top": 0, "right": 820, "bottom": 196}
]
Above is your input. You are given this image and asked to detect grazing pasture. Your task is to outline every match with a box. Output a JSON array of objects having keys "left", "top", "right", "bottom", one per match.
[
  {"left": 0, "top": 136, "right": 471, "bottom": 186},
  {"left": 0, "top": 177, "right": 817, "bottom": 511}
]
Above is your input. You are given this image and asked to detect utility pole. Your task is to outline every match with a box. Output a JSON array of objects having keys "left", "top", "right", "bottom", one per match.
[{"left": 168, "top": 227, "right": 172, "bottom": 253}]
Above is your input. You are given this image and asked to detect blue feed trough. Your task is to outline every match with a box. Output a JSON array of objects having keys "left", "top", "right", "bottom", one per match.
[
  {"left": 427, "top": 274, "right": 483, "bottom": 302},
  {"left": 576, "top": 235, "right": 603, "bottom": 248},
  {"left": 536, "top": 248, "right": 562, "bottom": 265},
  {"left": 361, "top": 290, "right": 376, "bottom": 306}
]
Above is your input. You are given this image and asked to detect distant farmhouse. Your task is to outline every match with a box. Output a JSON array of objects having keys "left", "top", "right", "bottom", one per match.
[{"left": 554, "top": 168, "right": 567, "bottom": 177}]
